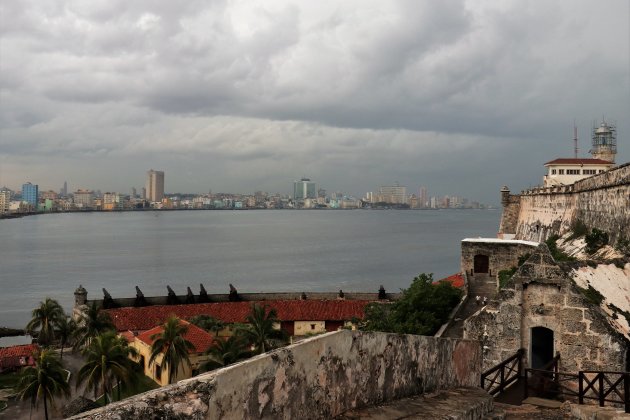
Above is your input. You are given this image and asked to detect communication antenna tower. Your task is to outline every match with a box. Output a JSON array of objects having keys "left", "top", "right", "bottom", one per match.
[{"left": 573, "top": 121, "right": 579, "bottom": 159}]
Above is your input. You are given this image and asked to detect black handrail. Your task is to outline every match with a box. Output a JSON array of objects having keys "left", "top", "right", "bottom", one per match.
[{"left": 481, "top": 349, "right": 524, "bottom": 395}]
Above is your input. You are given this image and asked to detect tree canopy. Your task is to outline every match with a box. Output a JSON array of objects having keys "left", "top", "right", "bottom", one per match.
[{"left": 360, "top": 273, "right": 462, "bottom": 336}]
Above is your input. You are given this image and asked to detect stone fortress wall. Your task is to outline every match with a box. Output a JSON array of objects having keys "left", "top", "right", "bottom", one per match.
[
  {"left": 70, "top": 330, "right": 482, "bottom": 419},
  {"left": 499, "top": 162, "right": 630, "bottom": 243}
]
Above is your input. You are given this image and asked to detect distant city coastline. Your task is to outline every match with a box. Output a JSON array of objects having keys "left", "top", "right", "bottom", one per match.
[{"left": 0, "top": 171, "right": 493, "bottom": 218}]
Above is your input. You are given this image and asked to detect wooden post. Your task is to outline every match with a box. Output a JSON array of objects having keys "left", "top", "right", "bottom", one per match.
[
  {"left": 599, "top": 373, "right": 605, "bottom": 407},
  {"left": 524, "top": 370, "right": 529, "bottom": 400},
  {"left": 624, "top": 373, "right": 630, "bottom": 413},
  {"left": 578, "top": 371, "right": 584, "bottom": 404}
]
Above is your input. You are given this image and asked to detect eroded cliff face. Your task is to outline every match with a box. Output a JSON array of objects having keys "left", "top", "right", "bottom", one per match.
[
  {"left": 499, "top": 163, "right": 630, "bottom": 244},
  {"left": 572, "top": 262, "right": 630, "bottom": 340}
]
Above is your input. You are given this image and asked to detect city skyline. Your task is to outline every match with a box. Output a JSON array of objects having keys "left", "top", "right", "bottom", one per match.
[{"left": 0, "top": 1, "right": 628, "bottom": 204}]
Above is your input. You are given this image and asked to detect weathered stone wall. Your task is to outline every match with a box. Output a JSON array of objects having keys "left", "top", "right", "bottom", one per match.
[
  {"left": 461, "top": 239, "right": 539, "bottom": 278},
  {"left": 498, "top": 194, "right": 521, "bottom": 238},
  {"left": 503, "top": 163, "right": 630, "bottom": 243},
  {"left": 87, "top": 290, "right": 401, "bottom": 309},
  {"left": 465, "top": 248, "right": 627, "bottom": 372},
  {"left": 70, "top": 330, "right": 482, "bottom": 420}
]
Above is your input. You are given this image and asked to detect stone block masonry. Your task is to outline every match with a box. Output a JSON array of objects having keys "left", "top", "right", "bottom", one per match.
[
  {"left": 499, "top": 163, "right": 630, "bottom": 244},
  {"left": 70, "top": 330, "right": 482, "bottom": 419}
]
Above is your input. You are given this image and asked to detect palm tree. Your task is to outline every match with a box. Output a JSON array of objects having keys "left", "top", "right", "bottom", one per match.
[
  {"left": 239, "top": 304, "right": 287, "bottom": 355},
  {"left": 148, "top": 317, "right": 195, "bottom": 384},
  {"left": 76, "top": 331, "right": 138, "bottom": 404},
  {"left": 26, "top": 298, "right": 65, "bottom": 345},
  {"left": 16, "top": 348, "right": 70, "bottom": 420},
  {"left": 55, "top": 316, "right": 76, "bottom": 361},
  {"left": 201, "top": 335, "right": 250, "bottom": 372},
  {"left": 73, "top": 302, "right": 115, "bottom": 351},
  {"left": 189, "top": 315, "right": 225, "bottom": 336}
]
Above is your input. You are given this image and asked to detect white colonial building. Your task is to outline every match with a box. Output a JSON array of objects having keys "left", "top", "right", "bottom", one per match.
[{"left": 543, "top": 158, "right": 614, "bottom": 187}]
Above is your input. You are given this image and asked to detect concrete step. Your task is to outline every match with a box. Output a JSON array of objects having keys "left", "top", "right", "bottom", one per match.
[{"left": 337, "top": 387, "right": 501, "bottom": 419}]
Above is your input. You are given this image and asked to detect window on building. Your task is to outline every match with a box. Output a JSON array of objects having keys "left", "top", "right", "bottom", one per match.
[
  {"left": 155, "top": 364, "right": 162, "bottom": 380},
  {"left": 551, "top": 169, "right": 557, "bottom": 175},
  {"left": 599, "top": 170, "right": 604, "bottom": 173},
  {"left": 567, "top": 169, "right": 580, "bottom": 175},
  {"left": 583, "top": 169, "right": 596, "bottom": 175},
  {"left": 558, "top": 169, "right": 565, "bottom": 175},
  {"left": 310, "top": 324, "right": 316, "bottom": 330}
]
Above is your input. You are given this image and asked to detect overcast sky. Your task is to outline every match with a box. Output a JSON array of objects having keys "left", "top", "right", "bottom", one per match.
[{"left": 1, "top": 0, "right": 628, "bottom": 203}]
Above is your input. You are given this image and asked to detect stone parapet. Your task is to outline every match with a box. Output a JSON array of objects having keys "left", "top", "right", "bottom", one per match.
[{"left": 70, "top": 330, "right": 482, "bottom": 419}]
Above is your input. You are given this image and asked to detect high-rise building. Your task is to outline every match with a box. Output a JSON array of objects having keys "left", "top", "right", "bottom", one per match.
[
  {"left": 378, "top": 184, "right": 407, "bottom": 204},
  {"left": 293, "top": 178, "right": 316, "bottom": 201},
  {"left": 22, "top": 182, "right": 38, "bottom": 207},
  {"left": 0, "top": 189, "right": 10, "bottom": 214},
  {"left": 73, "top": 189, "right": 94, "bottom": 209},
  {"left": 418, "top": 186, "right": 428, "bottom": 208},
  {"left": 146, "top": 170, "right": 165, "bottom": 202}
]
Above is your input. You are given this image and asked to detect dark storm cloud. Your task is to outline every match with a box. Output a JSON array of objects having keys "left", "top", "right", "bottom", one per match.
[{"left": 0, "top": 0, "right": 628, "bottom": 202}]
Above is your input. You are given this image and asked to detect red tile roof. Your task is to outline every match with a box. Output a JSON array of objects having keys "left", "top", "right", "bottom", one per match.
[
  {"left": 105, "top": 300, "right": 371, "bottom": 332},
  {"left": 0, "top": 344, "right": 39, "bottom": 370},
  {"left": 437, "top": 273, "right": 465, "bottom": 288},
  {"left": 544, "top": 158, "right": 613, "bottom": 166},
  {"left": 135, "top": 319, "right": 214, "bottom": 354}
]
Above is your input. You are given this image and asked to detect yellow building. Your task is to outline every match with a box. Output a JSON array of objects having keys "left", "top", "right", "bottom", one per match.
[{"left": 122, "top": 319, "right": 214, "bottom": 386}]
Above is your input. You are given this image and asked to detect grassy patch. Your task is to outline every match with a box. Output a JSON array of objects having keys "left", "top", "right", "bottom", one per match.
[
  {"left": 578, "top": 285, "right": 604, "bottom": 306},
  {"left": 585, "top": 228, "right": 609, "bottom": 255},
  {"left": 0, "top": 372, "right": 20, "bottom": 390},
  {"left": 545, "top": 235, "right": 575, "bottom": 262},
  {"left": 615, "top": 236, "right": 630, "bottom": 257},
  {"left": 569, "top": 219, "right": 588, "bottom": 240},
  {"left": 498, "top": 267, "right": 517, "bottom": 289}
]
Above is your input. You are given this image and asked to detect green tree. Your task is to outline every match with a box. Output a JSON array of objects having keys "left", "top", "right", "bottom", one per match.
[
  {"left": 16, "top": 348, "right": 70, "bottom": 420},
  {"left": 361, "top": 273, "right": 463, "bottom": 336},
  {"left": 201, "top": 335, "right": 250, "bottom": 372},
  {"left": 189, "top": 315, "right": 225, "bottom": 336},
  {"left": 73, "top": 302, "right": 115, "bottom": 351},
  {"left": 76, "top": 331, "right": 138, "bottom": 404},
  {"left": 55, "top": 316, "right": 76, "bottom": 361},
  {"left": 238, "top": 304, "right": 287, "bottom": 355},
  {"left": 148, "top": 317, "right": 195, "bottom": 384},
  {"left": 26, "top": 298, "right": 65, "bottom": 346}
]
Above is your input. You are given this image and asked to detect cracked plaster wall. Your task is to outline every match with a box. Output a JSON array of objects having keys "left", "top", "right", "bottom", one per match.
[{"left": 70, "top": 330, "right": 482, "bottom": 420}]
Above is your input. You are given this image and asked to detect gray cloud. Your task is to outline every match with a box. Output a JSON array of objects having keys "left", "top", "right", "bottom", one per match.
[{"left": 0, "top": 0, "right": 628, "bottom": 203}]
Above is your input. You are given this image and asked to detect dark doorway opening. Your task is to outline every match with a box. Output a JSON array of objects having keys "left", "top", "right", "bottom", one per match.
[
  {"left": 473, "top": 254, "right": 489, "bottom": 274},
  {"left": 531, "top": 327, "right": 554, "bottom": 369}
]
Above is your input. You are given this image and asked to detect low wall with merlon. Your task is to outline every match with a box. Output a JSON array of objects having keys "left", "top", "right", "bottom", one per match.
[{"left": 70, "top": 330, "right": 482, "bottom": 419}]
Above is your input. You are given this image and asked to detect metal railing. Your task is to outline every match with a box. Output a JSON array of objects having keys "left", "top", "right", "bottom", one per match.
[{"left": 481, "top": 349, "right": 524, "bottom": 395}]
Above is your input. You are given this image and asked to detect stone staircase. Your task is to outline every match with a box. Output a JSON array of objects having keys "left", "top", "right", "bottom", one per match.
[
  {"left": 443, "top": 274, "right": 497, "bottom": 339},
  {"left": 336, "top": 387, "right": 505, "bottom": 419}
]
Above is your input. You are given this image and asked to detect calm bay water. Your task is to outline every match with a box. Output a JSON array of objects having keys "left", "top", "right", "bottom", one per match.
[{"left": 0, "top": 209, "right": 499, "bottom": 328}]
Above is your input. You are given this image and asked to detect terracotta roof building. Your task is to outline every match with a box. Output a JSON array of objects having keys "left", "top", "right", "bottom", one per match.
[
  {"left": 105, "top": 299, "right": 371, "bottom": 337},
  {"left": 0, "top": 344, "right": 39, "bottom": 372}
]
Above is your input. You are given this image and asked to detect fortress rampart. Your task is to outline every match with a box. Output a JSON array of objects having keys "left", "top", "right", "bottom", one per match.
[
  {"left": 499, "top": 162, "right": 630, "bottom": 243},
  {"left": 70, "top": 330, "right": 481, "bottom": 419}
]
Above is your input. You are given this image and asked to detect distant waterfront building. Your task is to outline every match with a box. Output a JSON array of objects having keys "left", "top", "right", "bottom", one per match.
[
  {"left": 0, "top": 189, "right": 10, "bottom": 214},
  {"left": 21, "top": 182, "right": 38, "bottom": 207},
  {"left": 377, "top": 184, "right": 407, "bottom": 204},
  {"left": 73, "top": 189, "right": 94, "bottom": 209},
  {"left": 293, "top": 178, "right": 316, "bottom": 201},
  {"left": 418, "top": 186, "right": 428, "bottom": 208},
  {"left": 146, "top": 169, "right": 165, "bottom": 202}
]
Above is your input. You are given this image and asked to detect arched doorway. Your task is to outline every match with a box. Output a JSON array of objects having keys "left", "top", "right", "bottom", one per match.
[
  {"left": 473, "top": 254, "right": 489, "bottom": 274},
  {"left": 531, "top": 327, "right": 554, "bottom": 369}
]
